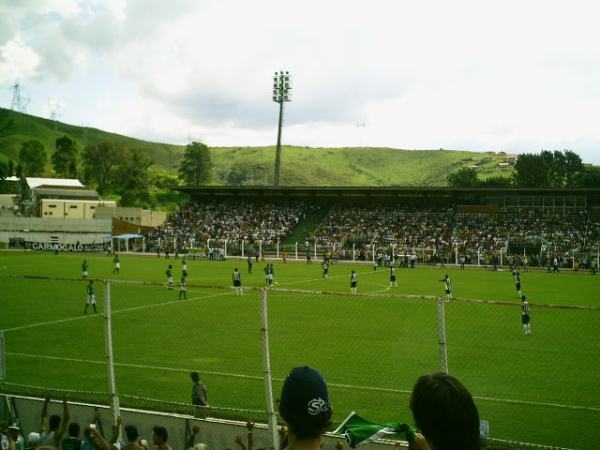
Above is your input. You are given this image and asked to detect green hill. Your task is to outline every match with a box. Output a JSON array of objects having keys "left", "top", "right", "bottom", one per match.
[{"left": 0, "top": 107, "right": 513, "bottom": 186}]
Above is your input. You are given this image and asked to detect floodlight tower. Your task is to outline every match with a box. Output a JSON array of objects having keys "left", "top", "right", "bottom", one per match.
[{"left": 272, "top": 70, "right": 292, "bottom": 186}]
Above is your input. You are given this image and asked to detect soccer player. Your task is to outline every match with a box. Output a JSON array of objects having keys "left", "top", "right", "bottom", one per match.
[
  {"left": 166, "top": 265, "right": 173, "bottom": 289},
  {"left": 264, "top": 263, "right": 270, "bottom": 285},
  {"left": 112, "top": 254, "right": 120, "bottom": 274},
  {"left": 350, "top": 270, "right": 358, "bottom": 294},
  {"left": 182, "top": 257, "right": 188, "bottom": 278},
  {"left": 521, "top": 295, "right": 532, "bottom": 335},
  {"left": 440, "top": 274, "right": 452, "bottom": 301},
  {"left": 247, "top": 255, "right": 253, "bottom": 274},
  {"left": 84, "top": 280, "right": 97, "bottom": 314},
  {"left": 389, "top": 266, "right": 398, "bottom": 287},
  {"left": 322, "top": 260, "right": 329, "bottom": 279},
  {"left": 232, "top": 268, "right": 243, "bottom": 295},
  {"left": 81, "top": 259, "right": 89, "bottom": 279},
  {"left": 268, "top": 263, "right": 275, "bottom": 286},
  {"left": 179, "top": 276, "right": 187, "bottom": 300},
  {"left": 513, "top": 270, "right": 522, "bottom": 297}
]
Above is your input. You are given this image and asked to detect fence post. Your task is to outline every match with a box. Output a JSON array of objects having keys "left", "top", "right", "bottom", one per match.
[
  {"left": 352, "top": 244, "right": 356, "bottom": 261},
  {"left": 314, "top": 242, "right": 317, "bottom": 261},
  {"left": 260, "top": 288, "right": 280, "bottom": 450},
  {"left": 104, "top": 280, "right": 121, "bottom": 431},
  {"left": 436, "top": 297, "right": 449, "bottom": 374},
  {"left": 295, "top": 242, "right": 298, "bottom": 260},
  {"left": 277, "top": 241, "right": 280, "bottom": 259},
  {"left": 241, "top": 240, "right": 245, "bottom": 258}
]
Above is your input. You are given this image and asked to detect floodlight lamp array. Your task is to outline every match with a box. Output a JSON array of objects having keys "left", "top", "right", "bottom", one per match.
[{"left": 272, "top": 70, "right": 292, "bottom": 103}]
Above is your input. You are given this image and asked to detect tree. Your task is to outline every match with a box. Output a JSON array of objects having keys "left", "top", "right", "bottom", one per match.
[
  {"left": 513, "top": 153, "right": 548, "bottom": 187},
  {"left": 82, "top": 142, "right": 122, "bottom": 194},
  {"left": 19, "top": 140, "right": 47, "bottom": 176},
  {"left": 447, "top": 167, "right": 479, "bottom": 188},
  {"left": 479, "top": 175, "right": 513, "bottom": 188},
  {"left": 582, "top": 165, "right": 600, "bottom": 188},
  {"left": 52, "top": 135, "right": 79, "bottom": 178},
  {"left": 0, "top": 160, "right": 7, "bottom": 180},
  {"left": 224, "top": 166, "right": 248, "bottom": 186},
  {"left": 178, "top": 142, "right": 212, "bottom": 186},
  {"left": 563, "top": 150, "right": 584, "bottom": 187},
  {"left": 116, "top": 148, "right": 153, "bottom": 207}
]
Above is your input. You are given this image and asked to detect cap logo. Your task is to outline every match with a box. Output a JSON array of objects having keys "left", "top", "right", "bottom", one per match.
[{"left": 307, "top": 397, "right": 328, "bottom": 415}]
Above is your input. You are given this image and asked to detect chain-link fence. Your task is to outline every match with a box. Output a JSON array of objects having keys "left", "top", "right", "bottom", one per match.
[{"left": 1, "top": 275, "right": 598, "bottom": 449}]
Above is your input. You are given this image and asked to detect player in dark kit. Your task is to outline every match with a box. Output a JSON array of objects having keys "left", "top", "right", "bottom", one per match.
[
  {"left": 513, "top": 269, "right": 522, "bottom": 297},
  {"left": 179, "top": 276, "right": 187, "bottom": 300},
  {"left": 112, "top": 254, "right": 120, "bottom": 274},
  {"left": 389, "top": 266, "right": 398, "bottom": 287},
  {"left": 350, "top": 270, "right": 358, "bottom": 294},
  {"left": 322, "top": 260, "right": 329, "bottom": 279},
  {"left": 166, "top": 265, "right": 173, "bottom": 289},
  {"left": 232, "top": 268, "right": 243, "bottom": 295},
  {"left": 521, "top": 295, "right": 532, "bottom": 335}
]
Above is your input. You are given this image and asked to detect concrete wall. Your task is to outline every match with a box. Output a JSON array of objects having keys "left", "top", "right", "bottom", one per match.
[
  {"left": 0, "top": 217, "right": 112, "bottom": 244},
  {"left": 40, "top": 200, "right": 116, "bottom": 220},
  {"left": 3, "top": 397, "right": 402, "bottom": 450},
  {"left": 96, "top": 207, "right": 166, "bottom": 227}
]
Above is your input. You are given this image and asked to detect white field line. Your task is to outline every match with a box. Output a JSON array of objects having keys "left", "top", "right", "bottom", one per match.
[
  {"left": 6, "top": 352, "right": 600, "bottom": 413},
  {"left": 2, "top": 290, "right": 232, "bottom": 332}
]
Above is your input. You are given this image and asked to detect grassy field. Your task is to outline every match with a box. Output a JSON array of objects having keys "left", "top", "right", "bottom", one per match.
[{"left": 0, "top": 252, "right": 599, "bottom": 449}]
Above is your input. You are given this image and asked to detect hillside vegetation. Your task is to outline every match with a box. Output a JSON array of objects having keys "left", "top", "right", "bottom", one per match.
[{"left": 0, "top": 107, "right": 513, "bottom": 186}]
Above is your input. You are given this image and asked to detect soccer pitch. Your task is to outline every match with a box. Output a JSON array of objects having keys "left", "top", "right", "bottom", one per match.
[{"left": 1, "top": 252, "right": 599, "bottom": 449}]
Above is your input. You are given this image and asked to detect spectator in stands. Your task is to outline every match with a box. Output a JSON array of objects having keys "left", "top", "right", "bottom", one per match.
[
  {"left": 278, "top": 366, "right": 332, "bottom": 450},
  {"left": 40, "top": 394, "right": 70, "bottom": 448},
  {"left": 409, "top": 372, "right": 480, "bottom": 450},
  {"left": 151, "top": 426, "right": 171, "bottom": 450},
  {"left": 185, "top": 425, "right": 206, "bottom": 450},
  {"left": 27, "top": 432, "right": 41, "bottom": 450},
  {"left": 61, "top": 423, "right": 82, "bottom": 450},
  {"left": 234, "top": 422, "right": 254, "bottom": 450},
  {"left": 2, "top": 421, "right": 25, "bottom": 450},
  {"left": 119, "top": 424, "right": 145, "bottom": 450}
]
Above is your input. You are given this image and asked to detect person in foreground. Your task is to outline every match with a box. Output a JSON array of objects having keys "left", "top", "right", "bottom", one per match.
[
  {"left": 278, "top": 366, "right": 333, "bottom": 450},
  {"left": 409, "top": 372, "right": 480, "bottom": 450}
]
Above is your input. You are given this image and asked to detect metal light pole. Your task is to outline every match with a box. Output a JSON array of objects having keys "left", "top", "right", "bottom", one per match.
[{"left": 272, "top": 70, "right": 292, "bottom": 186}]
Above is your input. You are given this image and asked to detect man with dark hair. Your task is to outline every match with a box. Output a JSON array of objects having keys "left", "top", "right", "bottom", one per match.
[
  {"left": 39, "top": 395, "right": 70, "bottom": 448},
  {"left": 152, "top": 426, "right": 171, "bottom": 450},
  {"left": 409, "top": 372, "right": 480, "bottom": 450},
  {"left": 278, "top": 366, "right": 332, "bottom": 449},
  {"left": 61, "top": 423, "right": 82, "bottom": 450},
  {"left": 191, "top": 372, "right": 209, "bottom": 417}
]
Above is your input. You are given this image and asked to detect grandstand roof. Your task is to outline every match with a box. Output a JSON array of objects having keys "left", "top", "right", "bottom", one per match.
[{"left": 173, "top": 186, "right": 600, "bottom": 204}]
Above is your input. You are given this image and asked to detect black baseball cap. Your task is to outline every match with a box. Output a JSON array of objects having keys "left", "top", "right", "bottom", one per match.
[{"left": 280, "top": 366, "right": 330, "bottom": 418}]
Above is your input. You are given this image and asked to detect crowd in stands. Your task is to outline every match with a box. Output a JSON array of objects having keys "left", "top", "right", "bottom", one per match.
[
  {"left": 1, "top": 367, "right": 481, "bottom": 450},
  {"left": 148, "top": 201, "right": 319, "bottom": 253},
  {"left": 145, "top": 200, "right": 600, "bottom": 269}
]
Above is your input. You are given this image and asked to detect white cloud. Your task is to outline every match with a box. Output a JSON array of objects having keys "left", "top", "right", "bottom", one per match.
[{"left": 3, "top": 0, "right": 600, "bottom": 163}]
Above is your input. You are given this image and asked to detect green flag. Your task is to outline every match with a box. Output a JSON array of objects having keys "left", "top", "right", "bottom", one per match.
[{"left": 333, "top": 411, "right": 416, "bottom": 448}]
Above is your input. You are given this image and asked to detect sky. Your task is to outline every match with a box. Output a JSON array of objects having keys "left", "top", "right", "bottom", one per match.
[{"left": 1, "top": 0, "right": 600, "bottom": 164}]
